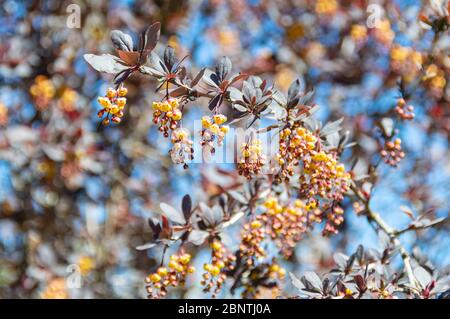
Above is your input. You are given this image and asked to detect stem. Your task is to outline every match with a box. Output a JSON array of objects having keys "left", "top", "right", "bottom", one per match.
[{"left": 351, "top": 185, "right": 419, "bottom": 290}]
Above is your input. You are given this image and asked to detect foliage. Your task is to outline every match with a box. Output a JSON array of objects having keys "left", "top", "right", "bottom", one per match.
[{"left": 0, "top": 0, "right": 449, "bottom": 299}]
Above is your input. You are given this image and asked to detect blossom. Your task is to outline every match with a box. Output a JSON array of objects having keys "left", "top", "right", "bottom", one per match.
[
  {"left": 145, "top": 253, "right": 195, "bottom": 298},
  {"left": 97, "top": 85, "right": 128, "bottom": 125}
]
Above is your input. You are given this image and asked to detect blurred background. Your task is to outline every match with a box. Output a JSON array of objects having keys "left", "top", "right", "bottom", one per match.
[{"left": 0, "top": 0, "right": 449, "bottom": 298}]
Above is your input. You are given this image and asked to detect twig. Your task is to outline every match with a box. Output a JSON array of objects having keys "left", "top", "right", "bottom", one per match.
[{"left": 351, "top": 185, "right": 419, "bottom": 289}]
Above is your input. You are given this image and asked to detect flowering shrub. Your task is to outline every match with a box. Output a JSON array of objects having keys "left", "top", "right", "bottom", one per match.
[{"left": 0, "top": 0, "right": 449, "bottom": 300}]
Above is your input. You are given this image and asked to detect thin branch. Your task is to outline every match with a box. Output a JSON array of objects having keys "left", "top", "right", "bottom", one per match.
[{"left": 351, "top": 185, "right": 419, "bottom": 290}]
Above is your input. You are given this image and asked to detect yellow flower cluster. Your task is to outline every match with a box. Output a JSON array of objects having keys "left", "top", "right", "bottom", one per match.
[
  {"left": 423, "top": 64, "right": 447, "bottom": 96},
  {"left": 263, "top": 197, "right": 322, "bottom": 257},
  {"left": 315, "top": 0, "right": 338, "bottom": 15},
  {"left": 30, "top": 75, "right": 55, "bottom": 111},
  {"left": 239, "top": 215, "right": 267, "bottom": 265},
  {"left": 277, "top": 125, "right": 350, "bottom": 206},
  {"left": 238, "top": 140, "right": 266, "bottom": 179},
  {"left": 350, "top": 24, "right": 368, "bottom": 42},
  {"left": 40, "top": 278, "right": 68, "bottom": 299},
  {"left": 78, "top": 255, "right": 95, "bottom": 276},
  {"left": 152, "top": 98, "right": 182, "bottom": 137},
  {"left": 268, "top": 263, "right": 286, "bottom": 280},
  {"left": 390, "top": 46, "right": 423, "bottom": 82},
  {"left": 276, "top": 126, "right": 317, "bottom": 182},
  {"left": 97, "top": 86, "right": 128, "bottom": 125},
  {"left": 169, "top": 128, "right": 194, "bottom": 169},
  {"left": 201, "top": 241, "right": 236, "bottom": 297},
  {"left": 373, "top": 19, "right": 395, "bottom": 46},
  {"left": 145, "top": 253, "right": 195, "bottom": 298},
  {"left": 200, "top": 114, "right": 229, "bottom": 152},
  {"left": 300, "top": 149, "right": 351, "bottom": 201},
  {"left": 58, "top": 88, "right": 77, "bottom": 112},
  {"left": 0, "top": 102, "right": 7, "bottom": 126}
]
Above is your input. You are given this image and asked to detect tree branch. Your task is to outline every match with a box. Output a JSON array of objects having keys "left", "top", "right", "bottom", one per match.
[{"left": 351, "top": 185, "right": 419, "bottom": 290}]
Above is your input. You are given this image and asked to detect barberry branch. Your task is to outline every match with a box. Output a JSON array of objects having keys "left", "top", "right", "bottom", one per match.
[{"left": 351, "top": 185, "right": 419, "bottom": 290}]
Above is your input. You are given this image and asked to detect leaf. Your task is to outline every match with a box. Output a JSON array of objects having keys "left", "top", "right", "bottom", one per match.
[
  {"left": 228, "top": 190, "right": 247, "bottom": 204},
  {"left": 287, "top": 77, "right": 305, "bottom": 108},
  {"left": 188, "top": 230, "right": 209, "bottom": 245},
  {"left": 229, "top": 73, "right": 249, "bottom": 85},
  {"left": 242, "top": 80, "right": 256, "bottom": 102},
  {"left": 164, "top": 46, "right": 177, "bottom": 71},
  {"left": 289, "top": 272, "right": 305, "bottom": 291},
  {"left": 414, "top": 267, "right": 432, "bottom": 289},
  {"left": 298, "top": 89, "right": 315, "bottom": 105},
  {"left": 208, "top": 94, "right": 223, "bottom": 111},
  {"left": 356, "top": 245, "right": 364, "bottom": 263},
  {"left": 136, "top": 242, "right": 157, "bottom": 251},
  {"left": 117, "top": 50, "right": 140, "bottom": 66},
  {"left": 199, "top": 202, "right": 215, "bottom": 227},
  {"left": 181, "top": 194, "right": 192, "bottom": 221},
  {"left": 321, "top": 118, "right": 343, "bottom": 136},
  {"left": 148, "top": 217, "right": 161, "bottom": 238},
  {"left": 160, "top": 202, "right": 185, "bottom": 225},
  {"left": 211, "top": 205, "right": 224, "bottom": 225},
  {"left": 142, "top": 22, "right": 160, "bottom": 53},
  {"left": 216, "top": 56, "right": 232, "bottom": 81},
  {"left": 83, "top": 54, "right": 128, "bottom": 74},
  {"left": 354, "top": 275, "right": 366, "bottom": 291},
  {"left": 111, "top": 30, "right": 133, "bottom": 51},
  {"left": 333, "top": 252, "right": 348, "bottom": 269},
  {"left": 271, "top": 89, "right": 287, "bottom": 106},
  {"left": 302, "top": 272, "right": 323, "bottom": 291},
  {"left": 232, "top": 103, "right": 248, "bottom": 113},
  {"left": 191, "top": 68, "right": 206, "bottom": 87}
]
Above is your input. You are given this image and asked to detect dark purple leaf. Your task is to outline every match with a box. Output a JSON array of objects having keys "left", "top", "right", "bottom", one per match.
[{"left": 111, "top": 30, "right": 133, "bottom": 51}]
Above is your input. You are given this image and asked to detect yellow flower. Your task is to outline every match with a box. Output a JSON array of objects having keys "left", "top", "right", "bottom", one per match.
[
  {"left": 152, "top": 101, "right": 160, "bottom": 110},
  {"left": 315, "top": 0, "right": 338, "bottom": 15},
  {"left": 211, "top": 241, "right": 222, "bottom": 251},
  {"left": 313, "top": 152, "right": 328, "bottom": 162},
  {"left": 168, "top": 98, "right": 179, "bottom": 109},
  {"left": 118, "top": 87, "right": 128, "bottom": 96},
  {"left": 213, "top": 114, "right": 227, "bottom": 125},
  {"left": 150, "top": 273, "right": 162, "bottom": 283},
  {"left": 179, "top": 254, "right": 191, "bottom": 265},
  {"left": 251, "top": 220, "right": 262, "bottom": 229},
  {"left": 109, "top": 105, "right": 119, "bottom": 114},
  {"left": 391, "top": 46, "right": 409, "bottom": 62},
  {"left": 294, "top": 199, "right": 305, "bottom": 208},
  {"left": 117, "top": 97, "right": 126, "bottom": 108},
  {"left": 160, "top": 101, "right": 172, "bottom": 112},
  {"left": 106, "top": 88, "right": 117, "bottom": 99},
  {"left": 210, "top": 124, "right": 220, "bottom": 135},
  {"left": 269, "top": 264, "right": 280, "bottom": 273},
  {"left": 431, "top": 76, "right": 446, "bottom": 89},
  {"left": 78, "top": 256, "right": 95, "bottom": 276},
  {"left": 187, "top": 266, "right": 196, "bottom": 273},
  {"left": 220, "top": 126, "right": 229, "bottom": 134},
  {"left": 40, "top": 278, "right": 68, "bottom": 299},
  {"left": 157, "top": 267, "right": 168, "bottom": 277},
  {"left": 350, "top": 25, "right": 367, "bottom": 41},
  {"left": 172, "top": 109, "right": 182, "bottom": 121},
  {"left": 201, "top": 116, "right": 211, "bottom": 128},
  {"left": 209, "top": 265, "right": 220, "bottom": 276},
  {"left": 98, "top": 97, "right": 111, "bottom": 108},
  {"left": 264, "top": 197, "right": 277, "bottom": 209}
]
